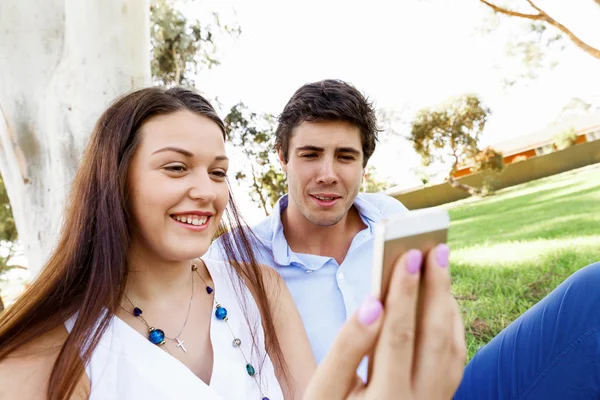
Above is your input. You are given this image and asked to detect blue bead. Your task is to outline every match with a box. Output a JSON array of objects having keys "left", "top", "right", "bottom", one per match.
[
  {"left": 148, "top": 328, "right": 165, "bottom": 345},
  {"left": 215, "top": 306, "right": 227, "bottom": 320},
  {"left": 246, "top": 363, "right": 255, "bottom": 376},
  {"left": 206, "top": 286, "right": 213, "bottom": 294},
  {"left": 133, "top": 307, "right": 142, "bottom": 317},
  {"left": 262, "top": 397, "right": 270, "bottom": 400}
]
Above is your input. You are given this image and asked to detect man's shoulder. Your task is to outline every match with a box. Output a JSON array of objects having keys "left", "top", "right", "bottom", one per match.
[
  {"left": 357, "top": 192, "right": 408, "bottom": 217},
  {"left": 251, "top": 213, "right": 277, "bottom": 238}
]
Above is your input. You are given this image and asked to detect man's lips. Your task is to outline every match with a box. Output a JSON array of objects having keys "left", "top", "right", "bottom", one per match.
[
  {"left": 310, "top": 194, "right": 341, "bottom": 207},
  {"left": 310, "top": 194, "right": 341, "bottom": 201}
]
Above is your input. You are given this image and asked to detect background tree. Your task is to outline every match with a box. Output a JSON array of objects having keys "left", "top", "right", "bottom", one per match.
[
  {"left": 0, "top": 0, "right": 237, "bottom": 277},
  {"left": 409, "top": 94, "right": 493, "bottom": 195},
  {"left": 224, "top": 103, "right": 286, "bottom": 216},
  {"left": 556, "top": 97, "right": 600, "bottom": 121},
  {"left": 0, "top": 175, "right": 19, "bottom": 312},
  {"left": 472, "top": 147, "right": 504, "bottom": 173},
  {"left": 0, "top": 0, "right": 150, "bottom": 277},
  {"left": 477, "top": 0, "right": 600, "bottom": 85},
  {"left": 151, "top": 0, "right": 240, "bottom": 87},
  {"left": 554, "top": 128, "right": 579, "bottom": 150}
]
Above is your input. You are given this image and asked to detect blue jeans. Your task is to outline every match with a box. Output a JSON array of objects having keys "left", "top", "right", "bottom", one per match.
[{"left": 455, "top": 262, "right": 600, "bottom": 399}]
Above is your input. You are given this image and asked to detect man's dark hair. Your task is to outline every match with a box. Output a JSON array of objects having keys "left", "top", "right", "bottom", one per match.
[{"left": 275, "top": 79, "right": 379, "bottom": 167}]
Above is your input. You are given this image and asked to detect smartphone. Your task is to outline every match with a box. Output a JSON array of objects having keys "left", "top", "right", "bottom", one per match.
[{"left": 371, "top": 207, "right": 450, "bottom": 301}]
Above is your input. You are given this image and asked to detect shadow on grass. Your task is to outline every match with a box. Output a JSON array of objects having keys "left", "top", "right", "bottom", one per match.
[
  {"left": 449, "top": 190, "right": 600, "bottom": 247},
  {"left": 449, "top": 165, "right": 600, "bottom": 224}
]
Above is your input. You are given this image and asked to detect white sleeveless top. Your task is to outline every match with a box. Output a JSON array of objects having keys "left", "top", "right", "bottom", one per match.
[{"left": 65, "top": 259, "right": 284, "bottom": 400}]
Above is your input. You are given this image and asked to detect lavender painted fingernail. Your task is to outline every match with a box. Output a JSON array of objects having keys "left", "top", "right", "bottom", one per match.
[
  {"left": 406, "top": 249, "right": 423, "bottom": 274},
  {"left": 357, "top": 296, "right": 383, "bottom": 326},
  {"left": 436, "top": 244, "right": 450, "bottom": 268}
]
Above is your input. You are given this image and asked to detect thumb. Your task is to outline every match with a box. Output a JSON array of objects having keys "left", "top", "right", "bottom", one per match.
[{"left": 304, "top": 296, "right": 384, "bottom": 400}]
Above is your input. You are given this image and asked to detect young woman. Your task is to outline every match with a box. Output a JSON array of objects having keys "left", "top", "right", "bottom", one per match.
[{"left": 0, "top": 87, "right": 464, "bottom": 399}]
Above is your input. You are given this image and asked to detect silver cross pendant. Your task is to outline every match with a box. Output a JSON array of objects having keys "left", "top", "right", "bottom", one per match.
[{"left": 175, "top": 338, "right": 187, "bottom": 353}]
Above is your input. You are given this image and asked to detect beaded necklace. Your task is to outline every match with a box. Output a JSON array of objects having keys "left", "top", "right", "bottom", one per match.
[
  {"left": 192, "top": 263, "right": 270, "bottom": 400},
  {"left": 121, "top": 268, "right": 194, "bottom": 354},
  {"left": 122, "top": 263, "right": 270, "bottom": 399}
]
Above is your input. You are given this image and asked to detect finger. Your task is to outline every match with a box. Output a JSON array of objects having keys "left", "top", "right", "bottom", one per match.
[
  {"left": 449, "top": 298, "right": 467, "bottom": 388},
  {"left": 413, "top": 244, "right": 456, "bottom": 394},
  {"left": 305, "top": 296, "right": 384, "bottom": 400},
  {"left": 451, "top": 299, "right": 467, "bottom": 363},
  {"left": 369, "top": 249, "right": 423, "bottom": 396}
]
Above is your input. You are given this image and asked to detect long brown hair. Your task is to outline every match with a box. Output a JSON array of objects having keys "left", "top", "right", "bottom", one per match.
[{"left": 0, "top": 87, "right": 287, "bottom": 399}]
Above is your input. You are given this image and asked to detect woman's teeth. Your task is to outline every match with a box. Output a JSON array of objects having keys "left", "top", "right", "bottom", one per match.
[{"left": 173, "top": 215, "right": 208, "bottom": 226}]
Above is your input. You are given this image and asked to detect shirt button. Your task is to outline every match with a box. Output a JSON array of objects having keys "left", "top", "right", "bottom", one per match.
[
  {"left": 338, "top": 272, "right": 345, "bottom": 280},
  {"left": 305, "top": 270, "right": 313, "bottom": 274}
]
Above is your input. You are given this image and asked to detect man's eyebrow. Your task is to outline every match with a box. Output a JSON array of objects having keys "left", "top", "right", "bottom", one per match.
[
  {"left": 295, "top": 145, "right": 361, "bottom": 155},
  {"left": 295, "top": 145, "right": 324, "bottom": 152},
  {"left": 336, "top": 147, "right": 361, "bottom": 155}
]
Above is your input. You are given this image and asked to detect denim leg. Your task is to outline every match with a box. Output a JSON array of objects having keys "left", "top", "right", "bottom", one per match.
[{"left": 455, "top": 262, "right": 600, "bottom": 400}]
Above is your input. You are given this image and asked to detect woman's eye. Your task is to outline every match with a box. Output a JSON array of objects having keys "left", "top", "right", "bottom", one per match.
[
  {"left": 211, "top": 170, "right": 228, "bottom": 178},
  {"left": 164, "top": 164, "right": 187, "bottom": 173}
]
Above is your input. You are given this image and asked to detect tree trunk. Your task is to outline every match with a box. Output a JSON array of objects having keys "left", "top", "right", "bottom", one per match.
[
  {"left": 447, "top": 174, "right": 481, "bottom": 196},
  {"left": 0, "top": 0, "right": 151, "bottom": 277},
  {"left": 172, "top": 48, "right": 182, "bottom": 85},
  {"left": 250, "top": 165, "right": 270, "bottom": 217},
  {"left": 448, "top": 156, "right": 480, "bottom": 196}
]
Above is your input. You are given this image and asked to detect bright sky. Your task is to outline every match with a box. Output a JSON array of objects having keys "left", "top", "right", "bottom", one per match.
[{"left": 183, "top": 0, "right": 600, "bottom": 224}]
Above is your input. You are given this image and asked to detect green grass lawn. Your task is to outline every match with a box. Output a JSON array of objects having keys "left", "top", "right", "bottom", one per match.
[{"left": 447, "top": 163, "right": 600, "bottom": 360}]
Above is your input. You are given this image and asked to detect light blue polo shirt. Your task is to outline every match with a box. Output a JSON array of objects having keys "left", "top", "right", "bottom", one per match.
[{"left": 206, "top": 192, "right": 407, "bottom": 378}]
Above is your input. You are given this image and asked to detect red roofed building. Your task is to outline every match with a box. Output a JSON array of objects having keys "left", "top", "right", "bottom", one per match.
[{"left": 452, "top": 112, "right": 600, "bottom": 179}]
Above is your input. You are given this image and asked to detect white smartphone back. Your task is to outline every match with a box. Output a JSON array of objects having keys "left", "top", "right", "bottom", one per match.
[{"left": 371, "top": 207, "right": 450, "bottom": 300}]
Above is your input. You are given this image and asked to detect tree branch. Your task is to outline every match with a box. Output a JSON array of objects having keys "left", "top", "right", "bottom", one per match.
[
  {"left": 526, "top": 0, "right": 600, "bottom": 59},
  {"left": 250, "top": 164, "right": 270, "bottom": 217},
  {"left": 480, "top": 0, "right": 600, "bottom": 60},
  {"left": 172, "top": 48, "right": 182, "bottom": 85},
  {"left": 479, "top": 0, "right": 542, "bottom": 20}
]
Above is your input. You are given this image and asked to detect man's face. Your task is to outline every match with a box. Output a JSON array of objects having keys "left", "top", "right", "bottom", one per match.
[{"left": 279, "top": 121, "right": 365, "bottom": 226}]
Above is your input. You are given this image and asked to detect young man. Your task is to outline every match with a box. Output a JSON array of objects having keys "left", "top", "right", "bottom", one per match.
[
  {"left": 209, "top": 78, "right": 600, "bottom": 399},
  {"left": 208, "top": 79, "right": 408, "bottom": 378}
]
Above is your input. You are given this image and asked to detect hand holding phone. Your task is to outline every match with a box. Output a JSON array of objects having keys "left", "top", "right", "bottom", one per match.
[
  {"left": 372, "top": 207, "right": 450, "bottom": 302},
  {"left": 306, "top": 209, "right": 465, "bottom": 399}
]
